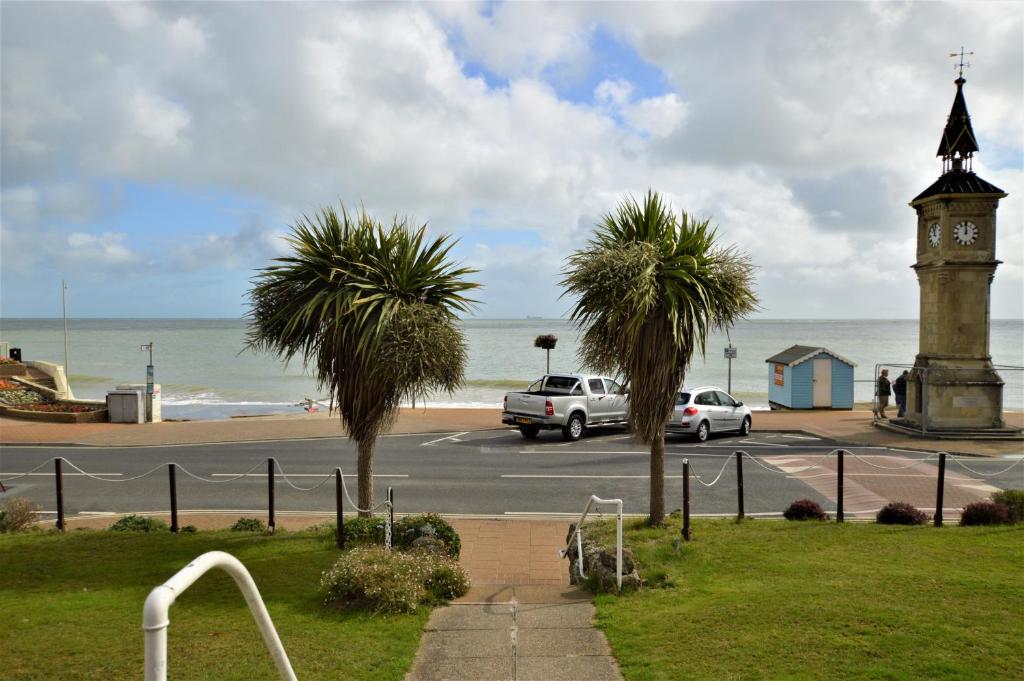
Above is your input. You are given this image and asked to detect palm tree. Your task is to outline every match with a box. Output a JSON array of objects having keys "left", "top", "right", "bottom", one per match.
[
  {"left": 247, "top": 205, "right": 479, "bottom": 514},
  {"left": 562, "top": 191, "right": 757, "bottom": 525}
]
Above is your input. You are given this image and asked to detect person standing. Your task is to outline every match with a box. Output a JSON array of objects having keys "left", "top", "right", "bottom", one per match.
[
  {"left": 875, "top": 368, "right": 891, "bottom": 419},
  {"left": 893, "top": 370, "right": 908, "bottom": 418}
]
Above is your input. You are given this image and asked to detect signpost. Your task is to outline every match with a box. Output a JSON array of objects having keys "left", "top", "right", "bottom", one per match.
[
  {"left": 723, "top": 344, "right": 737, "bottom": 394},
  {"left": 141, "top": 342, "right": 154, "bottom": 422}
]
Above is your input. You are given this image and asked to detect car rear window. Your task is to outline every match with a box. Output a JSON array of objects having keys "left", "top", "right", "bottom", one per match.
[
  {"left": 544, "top": 376, "right": 580, "bottom": 393},
  {"left": 675, "top": 392, "right": 691, "bottom": 405}
]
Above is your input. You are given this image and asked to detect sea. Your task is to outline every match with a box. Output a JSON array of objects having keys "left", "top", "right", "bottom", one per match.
[{"left": 1, "top": 318, "right": 1022, "bottom": 420}]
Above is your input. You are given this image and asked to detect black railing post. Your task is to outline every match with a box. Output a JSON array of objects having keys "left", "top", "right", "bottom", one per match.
[
  {"left": 736, "top": 451, "right": 745, "bottom": 521},
  {"left": 836, "top": 451, "right": 844, "bottom": 523},
  {"left": 168, "top": 463, "right": 179, "bottom": 533},
  {"left": 267, "top": 457, "right": 276, "bottom": 533},
  {"left": 682, "top": 459, "right": 691, "bottom": 541},
  {"left": 336, "top": 468, "right": 345, "bottom": 550},
  {"left": 55, "top": 458, "right": 65, "bottom": 532},
  {"left": 934, "top": 452, "right": 946, "bottom": 527}
]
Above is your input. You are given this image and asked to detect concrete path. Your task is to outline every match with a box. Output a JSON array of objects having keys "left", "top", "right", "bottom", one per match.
[{"left": 406, "top": 519, "right": 624, "bottom": 681}]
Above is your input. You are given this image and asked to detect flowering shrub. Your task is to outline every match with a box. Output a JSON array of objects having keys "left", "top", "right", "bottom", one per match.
[
  {"left": 231, "top": 517, "right": 268, "bottom": 532},
  {"left": 783, "top": 499, "right": 828, "bottom": 521},
  {"left": 991, "top": 490, "right": 1024, "bottom": 524},
  {"left": 876, "top": 502, "right": 928, "bottom": 525},
  {"left": 14, "top": 402, "right": 102, "bottom": 413},
  {"left": 0, "top": 497, "right": 41, "bottom": 533},
  {"left": 394, "top": 514, "right": 461, "bottom": 558},
  {"left": 0, "top": 389, "right": 44, "bottom": 405},
  {"left": 0, "top": 357, "right": 21, "bottom": 365},
  {"left": 960, "top": 501, "right": 1011, "bottom": 526},
  {"left": 320, "top": 546, "right": 469, "bottom": 614}
]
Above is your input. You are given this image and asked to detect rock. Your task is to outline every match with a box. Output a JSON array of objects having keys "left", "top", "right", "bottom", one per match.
[{"left": 564, "top": 524, "right": 641, "bottom": 592}]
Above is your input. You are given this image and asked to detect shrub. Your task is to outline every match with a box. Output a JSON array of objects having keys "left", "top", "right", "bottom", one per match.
[
  {"left": 394, "top": 514, "right": 461, "bottom": 558},
  {"left": 230, "top": 517, "right": 267, "bottom": 532},
  {"left": 0, "top": 497, "right": 40, "bottom": 532},
  {"left": 960, "top": 501, "right": 1011, "bottom": 526},
  {"left": 991, "top": 490, "right": 1024, "bottom": 524},
  {"left": 320, "top": 546, "right": 469, "bottom": 614},
  {"left": 109, "top": 514, "right": 168, "bottom": 532},
  {"left": 876, "top": 502, "right": 928, "bottom": 526},
  {"left": 180, "top": 525, "right": 198, "bottom": 533},
  {"left": 783, "top": 499, "right": 828, "bottom": 521}
]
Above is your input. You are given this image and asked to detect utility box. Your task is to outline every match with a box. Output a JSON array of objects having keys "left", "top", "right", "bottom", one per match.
[
  {"left": 108, "top": 390, "right": 145, "bottom": 424},
  {"left": 116, "top": 383, "right": 162, "bottom": 422}
]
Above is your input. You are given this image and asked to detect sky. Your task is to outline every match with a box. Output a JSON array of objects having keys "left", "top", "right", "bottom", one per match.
[{"left": 1, "top": 1, "right": 1022, "bottom": 320}]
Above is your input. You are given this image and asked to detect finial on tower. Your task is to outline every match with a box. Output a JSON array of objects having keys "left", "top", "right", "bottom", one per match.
[{"left": 936, "top": 48, "right": 978, "bottom": 173}]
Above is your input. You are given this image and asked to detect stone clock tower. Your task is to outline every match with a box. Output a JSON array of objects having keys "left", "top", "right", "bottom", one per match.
[{"left": 902, "top": 71, "right": 1008, "bottom": 432}]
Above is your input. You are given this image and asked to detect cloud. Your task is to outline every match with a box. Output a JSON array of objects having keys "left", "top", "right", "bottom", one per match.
[{"left": 171, "top": 220, "right": 289, "bottom": 272}]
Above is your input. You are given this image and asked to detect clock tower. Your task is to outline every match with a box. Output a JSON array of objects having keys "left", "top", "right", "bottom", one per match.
[{"left": 903, "top": 71, "right": 1008, "bottom": 431}]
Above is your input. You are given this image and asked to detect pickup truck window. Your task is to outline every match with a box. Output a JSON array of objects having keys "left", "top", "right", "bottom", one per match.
[
  {"left": 544, "top": 376, "right": 578, "bottom": 391},
  {"left": 588, "top": 379, "right": 605, "bottom": 394},
  {"left": 604, "top": 379, "right": 623, "bottom": 394},
  {"left": 571, "top": 384, "right": 584, "bottom": 396}
]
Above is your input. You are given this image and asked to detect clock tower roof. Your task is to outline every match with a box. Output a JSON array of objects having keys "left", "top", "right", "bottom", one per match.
[
  {"left": 936, "top": 77, "right": 979, "bottom": 161},
  {"left": 911, "top": 170, "right": 1005, "bottom": 204}
]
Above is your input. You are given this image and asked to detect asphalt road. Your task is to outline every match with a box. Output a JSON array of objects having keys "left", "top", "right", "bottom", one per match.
[{"left": 1, "top": 428, "right": 1021, "bottom": 518}]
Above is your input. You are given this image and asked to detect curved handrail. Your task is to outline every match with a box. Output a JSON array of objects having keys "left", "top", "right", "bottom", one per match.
[
  {"left": 142, "top": 551, "right": 297, "bottom": 681},
  {"left": 559, "top": 494, "right": 623, "bottom": 590}
]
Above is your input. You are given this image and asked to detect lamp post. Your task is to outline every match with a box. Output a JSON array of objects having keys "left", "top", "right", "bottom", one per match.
[
  {"left": 62, "top": 280, "right": 69, "bottom": 378},
  {"left": 141, "top": 342, "right": 154, "bottom": 422},
  {"left": 534, "top": 334, "right": 558, "bottom": 374}
]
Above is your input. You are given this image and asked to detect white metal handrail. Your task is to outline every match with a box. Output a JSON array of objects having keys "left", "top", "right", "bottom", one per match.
[
  {"left": 142, "top": 551, "right": 297, "bottom": 681},
  {"left": 559, "top": 494, "right": 623, "bottom": 590}
]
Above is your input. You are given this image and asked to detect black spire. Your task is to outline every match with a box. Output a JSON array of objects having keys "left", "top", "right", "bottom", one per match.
[{"left": 935, "top": 76, "right": 979, "bottom": 173}]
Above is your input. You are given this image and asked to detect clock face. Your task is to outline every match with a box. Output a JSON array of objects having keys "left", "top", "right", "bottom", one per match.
[
  {"left": 953, "top": 221, "right": 979, "bottom": 246},
  {"left": 928, "top": 223, "right": 941, "bottom": 247}
]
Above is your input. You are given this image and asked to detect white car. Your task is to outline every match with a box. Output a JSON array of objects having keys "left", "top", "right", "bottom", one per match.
[{"left": 667, "top": 386, "right": 752, "bottom": 442}]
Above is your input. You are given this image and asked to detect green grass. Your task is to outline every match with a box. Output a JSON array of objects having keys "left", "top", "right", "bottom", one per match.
[
  {"left": 588, "top": 518, "right": 1024, "bottom": 681},
  {"left": 0, "top": 528, "right": 429, "bottom": 680}
]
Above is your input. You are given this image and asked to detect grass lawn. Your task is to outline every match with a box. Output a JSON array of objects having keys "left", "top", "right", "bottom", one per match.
[
  {"left": 589, "top": 518, "right": 1024, "bottom": 681},
  {"left": 0, "top": 528, "right": 429, "bottom": 680}
]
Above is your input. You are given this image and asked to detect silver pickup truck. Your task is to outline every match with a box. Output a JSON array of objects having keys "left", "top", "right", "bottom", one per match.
[{"left": 502, "top": 373, "right": 629, "bottom": 441}]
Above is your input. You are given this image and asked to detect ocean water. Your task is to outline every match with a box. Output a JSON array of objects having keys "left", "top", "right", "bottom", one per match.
[{"left": 1, "top": 318, "right": 1022, "bottom": 419}]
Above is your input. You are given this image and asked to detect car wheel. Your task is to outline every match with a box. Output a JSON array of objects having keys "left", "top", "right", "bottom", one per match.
[
  {"left": 696, "top": 420, "right": 710, "bottom": 443},
  {"left": 739, "top": 416, "right": 752, "bottom": 436},
  {"left": 562, "top": 413, "right": 585, "bottom": 442},
  {"left": 519, "top": 425, "right": 541, "bottom": 440}
]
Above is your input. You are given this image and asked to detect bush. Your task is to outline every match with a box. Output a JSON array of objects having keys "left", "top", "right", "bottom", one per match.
[
  {"left": 0, "top": 497, "right": 40, "bottom": 532},
  {"left": 991, "top": 490, "right": 1024, "bottom": 523},
  {"left": 109, "top": 514, "right": 168, "bottom": 532},
  {"left": 230, "top": 517, "right": 267, "bottom": 533},
  {"left": 180, "top": 525, "right": 198, "bottom": 533},
  {"left": 783, "top": 499, "right": 828, "bottom": 521},
  {"left": 876, "top": 502, "right": 928, "bottom": 526},
  {"left": 394, "top": 514, "right": 461, "bottom": 558},
  {"left": 320, "top": 546, "right": 469, "bottom": 614},
  {"left": 960, "top": 501, "right": 1011, "bottom": 526}
]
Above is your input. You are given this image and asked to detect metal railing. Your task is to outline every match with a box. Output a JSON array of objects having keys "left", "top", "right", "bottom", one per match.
[
  {"left": 142, "top": 551, "right": 297, "bottom": 681},
  {"left": 560, "top": 494, "right": 623, "bottom": 590}
]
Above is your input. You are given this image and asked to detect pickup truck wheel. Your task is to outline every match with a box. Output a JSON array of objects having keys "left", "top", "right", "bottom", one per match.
[
  {"left": 562, "top": 413, "right": 585, "bottom": 442},
  {"left": 696, "top": 420, "right": 710, "bottom": 443},
  {"left": 739, "top": 416, "right": 752, "bottom": 436},
  {"left": 519, "top": 425, "right": 541, "bottom": 439}
]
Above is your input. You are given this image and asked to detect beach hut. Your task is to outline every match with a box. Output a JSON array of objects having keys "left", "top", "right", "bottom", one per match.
[{"left": 765, "top": 345, "right": 856, "bottom": 410}]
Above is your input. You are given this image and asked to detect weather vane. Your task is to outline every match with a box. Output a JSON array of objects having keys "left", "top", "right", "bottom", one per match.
[{"left": 950, "top": 46, "right": 973, "bottom": 79}]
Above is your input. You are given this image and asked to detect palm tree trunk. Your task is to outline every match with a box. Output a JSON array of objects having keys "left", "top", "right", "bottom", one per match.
[
  {"left": 357, "top": 438, "right": 374, "bottom": 518},
  {"left": 649, "top": 427, "right": 666, "bottom": 525}
]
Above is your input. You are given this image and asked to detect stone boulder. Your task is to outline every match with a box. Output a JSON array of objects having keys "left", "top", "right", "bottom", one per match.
[{"left": 564, "top": 523, "right": 641, "bottom": 592}]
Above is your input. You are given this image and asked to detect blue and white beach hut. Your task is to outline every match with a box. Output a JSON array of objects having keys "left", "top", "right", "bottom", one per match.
[{"left": 765, "top": 345, "right": 856, "bottom": 410}]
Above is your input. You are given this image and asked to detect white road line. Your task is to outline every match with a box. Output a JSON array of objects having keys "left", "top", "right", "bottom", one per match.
[
  {"left": 210, "top": 473, "right": 409, "bottom": 478},
  {"left": 501, "top": 474, "right": 685, "bottom": 479},
  {"left": 0, "top": 472, "right": 123, "bottom": 477},
  {"left": 737, "top": 439, "right": 787, "bottom": 447},
  {"left": 787, "top": 473, "right": 937, "bottom": 479},
  {"left": 420, "top": 431, "right": 470, "bottom": 446},
  {"left": 780, "top": 434, "right": 820, "bottom": 440}
]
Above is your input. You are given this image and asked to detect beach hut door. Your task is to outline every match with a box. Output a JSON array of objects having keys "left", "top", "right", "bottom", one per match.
[{"left": 812, "top": 359, "right": 832, "bottom": 407}]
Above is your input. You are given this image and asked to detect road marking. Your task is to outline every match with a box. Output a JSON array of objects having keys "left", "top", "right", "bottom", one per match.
[
  {"left": 788, "top": 473, "right": 937, "bottom": 479},
  {"left": 210, "top": 473, "right": 409, "bottom": 478},
  {"left": 420, "top": 431, "right": 470, "bottom": 446},
  {"left": 0, "top": 472, "right": 123, "bottom": 477},
  {"left": 737, "top": 439, "right": 787, "bottom": 447},
  {"left": 780, "top": 434, "right": 820, "bottom": 441},
  {"left": 501, "top": 474, "right": 685, "bottom": 479}
]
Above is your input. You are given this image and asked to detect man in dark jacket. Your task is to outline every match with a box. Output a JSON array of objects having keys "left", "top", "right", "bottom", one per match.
[
  {"left": 875, "top": 369, "right": 891, "bottom": 419},
  {"left": 893, "top": 370, "right": 908, "bottom": 418}
]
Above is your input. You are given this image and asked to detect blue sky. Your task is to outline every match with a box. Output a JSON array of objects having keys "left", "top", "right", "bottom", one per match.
[{"left": 2, "top": 1, "right": 1022, "bottom": 319}]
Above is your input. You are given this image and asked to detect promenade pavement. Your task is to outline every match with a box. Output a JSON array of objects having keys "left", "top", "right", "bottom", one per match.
[{"left": 2, "top": 407, "right": 1021, "bottom": 456}]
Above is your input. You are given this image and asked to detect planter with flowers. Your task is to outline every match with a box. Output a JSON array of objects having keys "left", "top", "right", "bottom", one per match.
[{"left": 0, "top": 358, "right": 26, "bottom": 378}]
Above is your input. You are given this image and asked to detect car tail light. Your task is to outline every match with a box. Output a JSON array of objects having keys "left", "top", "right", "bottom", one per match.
[
  {"left": 683, "top": 406, "right": 699, "bottom": 416},
  {"left": 545, "top": 399, "right": 554, "bottom": 416}
]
